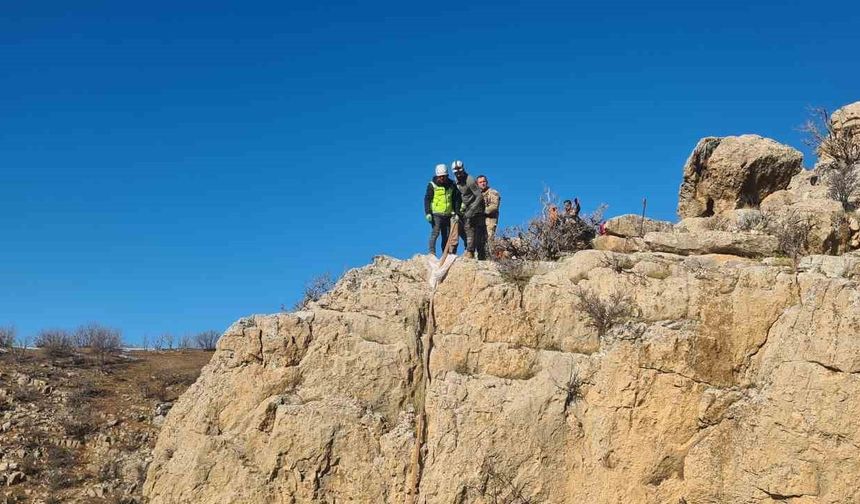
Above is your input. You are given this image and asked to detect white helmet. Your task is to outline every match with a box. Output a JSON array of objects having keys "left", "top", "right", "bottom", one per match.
[
  {"left": 434, "top": 164, "right": 447, "bottom": 177},
  {"left": 451, "top": 160, "right": 464, "bottom": 172}
]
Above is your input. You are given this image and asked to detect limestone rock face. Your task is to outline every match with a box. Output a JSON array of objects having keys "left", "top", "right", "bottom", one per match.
[
  {"left": 603, "top": 214, "right": 673, "bottom": 238},
  {"left": 144, "top": 251, "right": 860, "bottom": 504},
  {"left": 677, "top": 135, "right": 803, "bottom": 218}
]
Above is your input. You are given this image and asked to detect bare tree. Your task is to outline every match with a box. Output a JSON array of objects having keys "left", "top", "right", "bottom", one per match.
[
  {"left": 162, "top": 333, "right": 175, "bottom": 351},
  {"left": 293, "top": 273, "right": 336, "bottom": 310},
  {"left": 0, "top": 325, "right": 14, "bottom": 349},
  {"left": 34, "top": 329, "right": 75, "bottom": 357},
  {"left": 74, "top": 322, "right": 123, "bottom": 363},
  {"left": 802, "top": 107, "right": 860, "bottom": 209},
  {"left": 195, "top": 330, "right": 220, "bottom": 350},
  {"left": 141, "top": 333, "right": 150, "bottom": 351}
]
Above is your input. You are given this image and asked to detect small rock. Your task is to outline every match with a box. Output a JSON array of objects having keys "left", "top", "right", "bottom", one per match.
[{"left": 6, "top": 471, "right": 25, "bottom": 486}]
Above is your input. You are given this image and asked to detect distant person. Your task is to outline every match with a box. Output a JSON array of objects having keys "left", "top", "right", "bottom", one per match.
[
  {"left": 476, "top": 175, "right": 500, "bottom": 258},
  {"left": 546, "top": 204, "right": 560, "bottom": 228},
  {"left": 562, "top": 198, "right": 581, "bottom": 221},
  {"left": 451, "top": 160, "right": 485, "bottom": 259},
  {"left": 424, "top": 164, "right": 458, "bottom": 255}
]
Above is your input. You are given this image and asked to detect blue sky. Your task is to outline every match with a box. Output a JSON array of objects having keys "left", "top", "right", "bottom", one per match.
[{"left": 2, "top": 1, "right": 858, "bottom": 344}]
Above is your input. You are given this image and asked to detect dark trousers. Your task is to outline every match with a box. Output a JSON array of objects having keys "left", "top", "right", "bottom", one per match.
[
  {"left": 458, "top": 214, "right": 486, "bottom": 258},
  {"left": 428, "top": 214, "right": 452, "bottom": 255}
]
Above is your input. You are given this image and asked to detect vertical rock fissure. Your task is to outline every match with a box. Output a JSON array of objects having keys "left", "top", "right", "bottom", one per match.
[{"left": 405, "top": 295, "right": 436, "bottom": 503}]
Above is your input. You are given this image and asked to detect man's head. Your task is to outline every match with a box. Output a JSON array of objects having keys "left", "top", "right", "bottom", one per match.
[
  {"left": 451, "top": 160, "right": 466, "bottom": 179},
  {"left": 563, "top": 199, "right": 572, "bottom": 211},
  {"left": 434, "top": 164, "right": 448, "bottom": 182},
  {"left": 476, "top": 175, "right": 489, "bottom": 191}
]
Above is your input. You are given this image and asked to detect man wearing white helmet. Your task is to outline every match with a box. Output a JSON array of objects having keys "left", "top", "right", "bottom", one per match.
[
  {"left": 451, "top": 160, "right": 486, "bottom": 259},
  {"left": 424, "top": 164, "right": 459, "bottom": 255}
]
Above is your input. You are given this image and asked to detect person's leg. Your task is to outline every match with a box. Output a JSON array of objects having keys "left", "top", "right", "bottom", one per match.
[
  {"left": 428, "top": 215, "right": 441, "bottom": 254},
  {"left": 463, "top": 216, "right": 477, "bottom": 258},
  {"left": 475, "top": 218, "right": 488, "bottom": 260},
  {"left": 485, "top": 219, "right": 497, "bottom": 259},
  {"left": 457, "top": 217, "right": 468, "bottom": 254},
  {"left": 439, "top": 216, "right": 451, "bottom": 254}
]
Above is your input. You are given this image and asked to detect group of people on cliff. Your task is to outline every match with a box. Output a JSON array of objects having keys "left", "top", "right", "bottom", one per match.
[{"left": 423, "top": 160, "right": 500, "bottom": 260}]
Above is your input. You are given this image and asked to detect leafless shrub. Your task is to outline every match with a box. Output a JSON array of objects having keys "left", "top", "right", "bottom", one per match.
[
  {"left": 700, "top": 214, "right": 730, "bottom": 231},
  {"left": 736, "top": 210, "right": 773, "bottom": 232},
  {"left": 575, "top": 287, "right": 634, "bottom": 337},
  {"left": 61, "top": 409, "right": 96, "bottom": 441},
  {"left": 160, "top": 333, "right": 175, "bottom": 351},
  {"left": 34, "top": 329, "right": 75, "bottom": 357},
  {"left": 802, "top": 106, "right": 860, "bottom": 210},
  {"left": 493, "top": 188, "right": 606, "bottom": 261},
  {"left": 178, "top": 334, "right": 193, "bottom": 350},
  {"left": 98, "top": 459, "right": 122, "bottom": 483},
  {"left": 195, "top": 330, "right": 220, "bottom": 350},
  {"left": 472, "top": 459, "right": 535, "bottom": 504},
  {"left": 75, "top": 322, "right": 123, "bottom": 364},
  {"left": 293, "top": 273, "right": 336, "bottom": 310},
  {"left": 767, "top": 210, "right": 815, "bottom": 263},
  {"left": 552, "top": 367, "right": 583, "bottom": 414},
  {"left": 496, "top": 258, "right": 534, "bottom": 288},
  {"left": 0, "top": 325, "right": 14, "bottom": 349}
]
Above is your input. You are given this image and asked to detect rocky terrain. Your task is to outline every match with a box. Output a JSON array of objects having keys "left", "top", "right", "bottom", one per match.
[
  {"left": 0, "top": 349, "right": 211, "bottom": 504},
  {"left": 134, "top": 100, "right": 859, "bottom": 503}
]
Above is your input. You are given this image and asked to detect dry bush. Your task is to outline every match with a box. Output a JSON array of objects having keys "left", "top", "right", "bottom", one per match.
[
  {"left": 736, "top": 210, "right": 774, "bottom": 232},
  {"left": 35, "top": 329, "right": 75, "bottom": 357},
  {"left": 74, "top": 322, "right": 123, "bottom": 363},
  {"left": 473, "top": 459, "right": 535, "bottom": 504},
  {"left": 97, "top": 459, "right": 122, "bottom": 484},
  {"left": 767, "top": 210, "right": 815, "bottom": 263},
  {"left": 142, "top": 370, "right": 199, "bottom": 401},
  {"left": 0, "top": 325, "right": 14, "bottom": 348},
  {"left": 178, "top": 334, "right": 193, "bottom": 350},
  {"left": 293, "top": 273, "right": 336, "bottom": 310},
  {"left": 496, "top": 258, "right": 534, "bottom": 288},
  {"left": 61, "top": 409, "right": 96, "bottom": 441},
  {"left": 802, "top": 107, "right": 860, "bottom": 210},
  {"left": 493, "top": 188, "right": 605, "bottom": 261},
  {"left": 552, "top": 367, "right": 583, "bottom": 414},
  {"left": 575, "top": 287, "right": 635, "bottom": 336},
  {"left": 195, "top": 330, "right": 220, "bottom": 350}
]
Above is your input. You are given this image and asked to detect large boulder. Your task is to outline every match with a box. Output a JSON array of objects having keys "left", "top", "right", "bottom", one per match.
[{"left": 677, "top": 135, "right": 803, "bottom": 218}]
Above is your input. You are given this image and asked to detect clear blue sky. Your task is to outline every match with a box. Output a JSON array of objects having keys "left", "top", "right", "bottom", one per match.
[{"left": 2, "top": 1, "right": 858, "bottom": 344}]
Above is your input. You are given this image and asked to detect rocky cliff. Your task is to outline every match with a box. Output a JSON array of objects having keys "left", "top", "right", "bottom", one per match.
[
  {"left": 144, "top": 249, "right": 860, "bottom": 503},
  {"left": 144, "top": 102, "right": 860, "bottom": 503}
]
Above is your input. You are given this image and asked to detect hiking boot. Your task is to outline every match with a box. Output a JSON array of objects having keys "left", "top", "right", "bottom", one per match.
[{"left": 463, "top": 250, "right": 474, "bottom": 259}]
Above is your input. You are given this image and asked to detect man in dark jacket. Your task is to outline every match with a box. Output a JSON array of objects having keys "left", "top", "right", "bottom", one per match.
[
  {"left": 424, "top": 164, "right": 459, "bottom": 255},
  {"left": 451, "top": 160, "right": 486, "bottom": 259}
]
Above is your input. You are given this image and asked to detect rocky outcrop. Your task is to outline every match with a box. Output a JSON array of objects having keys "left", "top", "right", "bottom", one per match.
[
  {"left": 677, "top": 135, "right": 803, "bottom": 218},
  {"left": 145, "top": 251, "right": 860, "bottom": 503},
  {"left": 603, "top": 214, "right": 673, "bottom": 238}
]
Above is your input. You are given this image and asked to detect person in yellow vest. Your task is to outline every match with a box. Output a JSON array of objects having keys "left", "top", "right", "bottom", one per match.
[{"left": 424, "top": 164, "right": 459, "bottom": 255}]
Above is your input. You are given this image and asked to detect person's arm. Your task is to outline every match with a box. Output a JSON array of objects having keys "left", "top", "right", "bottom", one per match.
[
  {"left": 452, "top": 186, "right": 463, "bottom": 217},
  {"left": 485, "top": 190, "right": 500, "bottom": 216},
  {"left": 424, "top": 183, "right": 433, "bottom": 216},
  {"left": 467, "top": 178, "right": 484, "bottom": 216}
]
